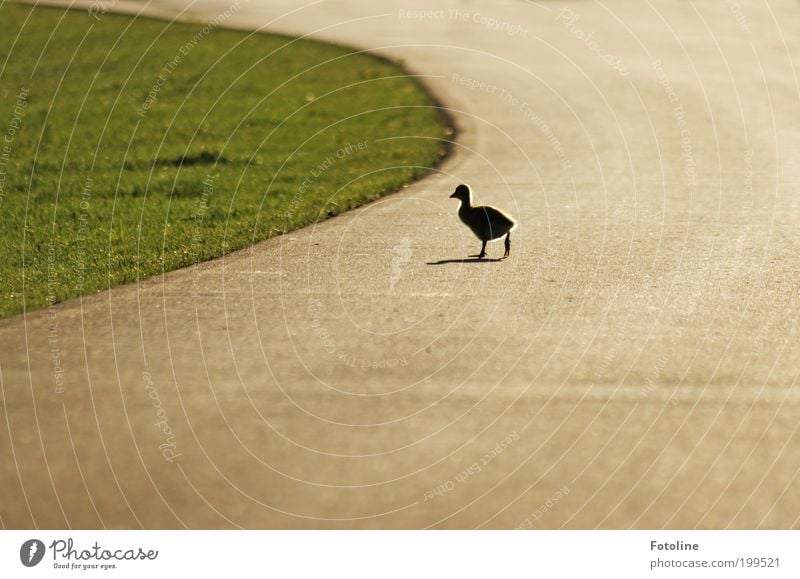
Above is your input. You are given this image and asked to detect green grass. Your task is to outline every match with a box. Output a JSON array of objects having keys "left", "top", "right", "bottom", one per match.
[{"left": 0, "top": 3, "right": 451, "bottom": 318}]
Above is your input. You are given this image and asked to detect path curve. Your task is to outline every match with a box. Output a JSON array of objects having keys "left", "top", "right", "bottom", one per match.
[{"left": 2, "top": 0, "right": 800, "bottom": 528}]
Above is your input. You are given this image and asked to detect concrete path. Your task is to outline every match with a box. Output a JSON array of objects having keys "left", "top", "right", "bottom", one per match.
[{"left": 2, "top": 0, "right": 799, "bottom": 528}]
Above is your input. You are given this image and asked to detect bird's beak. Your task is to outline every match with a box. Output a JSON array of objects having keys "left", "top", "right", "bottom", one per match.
[{"left": 449, "top": 192, "right": 456, "bottom": 198}]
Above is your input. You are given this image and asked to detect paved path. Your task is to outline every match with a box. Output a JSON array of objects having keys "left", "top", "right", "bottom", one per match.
[{"left": 2, "top": 0, "right": 800, "bottom": 528}]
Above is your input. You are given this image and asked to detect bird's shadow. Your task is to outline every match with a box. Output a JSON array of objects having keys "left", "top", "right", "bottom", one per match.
[{"left": 427, "top": 256, "right": 505, "bottom": 265}]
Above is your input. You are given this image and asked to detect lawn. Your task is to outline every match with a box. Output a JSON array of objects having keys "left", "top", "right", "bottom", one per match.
[{"left": 0, "top": 3, "right": 451, "bottom": 317}]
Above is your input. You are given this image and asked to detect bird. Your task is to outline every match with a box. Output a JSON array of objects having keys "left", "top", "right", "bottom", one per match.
[{"left": 449, "top": 184, "right": 517, "bottom": 259}]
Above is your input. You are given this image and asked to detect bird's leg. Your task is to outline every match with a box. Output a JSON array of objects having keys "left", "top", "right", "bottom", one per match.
[
  {"left": 478, "top": 240, "right": 487, "bottom": 259},
  {"left": 503, "top": 233, "right": 511, "bottom": 258}
]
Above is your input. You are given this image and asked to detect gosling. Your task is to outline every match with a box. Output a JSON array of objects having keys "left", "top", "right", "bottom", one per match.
[{"left": 450, "top": 184, "right": 517, "bottom": 258}]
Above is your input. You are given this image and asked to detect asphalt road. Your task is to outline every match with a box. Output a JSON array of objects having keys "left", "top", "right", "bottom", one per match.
[{"left": 1, "top": 0, "right": 799, "bottom": 528}]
